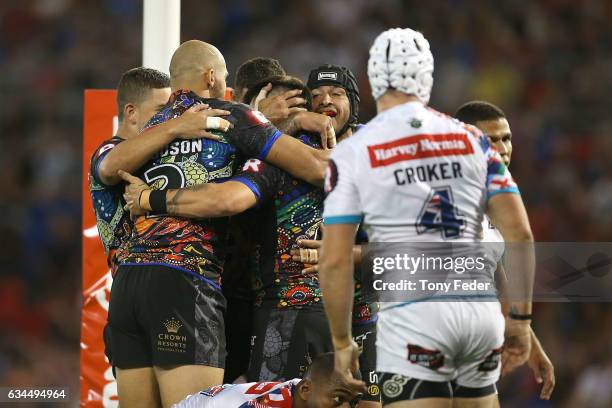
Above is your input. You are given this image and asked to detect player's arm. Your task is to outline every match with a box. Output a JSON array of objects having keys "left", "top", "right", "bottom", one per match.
[
  {"left": 495, "top": 261, "right": 554, "bottom": 398},
  {"left": 484, "top": 144, "right": 534, "bottom": 373},
  {"left": 119, "top": 159, "right": 281, "bottom": 218},
  {"left": 251, "top": 83, "right": 336, "bottom": 148},
  {"left": 226, "top": 105, "right": 331, "bottom": 187},
  {"left": 265, "top": 135, "right": 330, "bottom": 187},
  {"left": 97, "top": 105, "right": 231, "bottom": 185},
  {"left": 320, "top": 223, "right": 359, "bottom": 347},
  {"left": 486, "top": 192, "right": 534, "bottom": 316},
  {"left": 145, "top": 181, "right": 256, "bottom": 218},
  {"left": 319, "top": 148, "right": 366, "bottom": 391}
]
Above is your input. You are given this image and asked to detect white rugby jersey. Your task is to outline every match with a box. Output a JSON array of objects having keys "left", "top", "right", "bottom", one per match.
[
  {"left": 172, "top": 380, "right": 299, "bottom": 408},
  {"left": 323, "top": 101, "right": 519, "bottom": 242},
  {"left": 482, "top": 216, "right": 505, "bottom": 265}
]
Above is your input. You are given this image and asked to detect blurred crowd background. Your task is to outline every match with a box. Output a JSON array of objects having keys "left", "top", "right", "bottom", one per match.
[{"left": 0, "top": 0, "right": 611, "bottom": 406}]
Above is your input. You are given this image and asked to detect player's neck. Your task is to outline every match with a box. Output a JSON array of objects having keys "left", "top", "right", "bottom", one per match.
[
  {"left": 376, "top": 91, "right": 421, "bottom": 113},
  {"left": 116, "top": 121, "right": 138, "bottom": 140},
  {"left": 171, "top": 80, "right": 211, "bottom": 99}
]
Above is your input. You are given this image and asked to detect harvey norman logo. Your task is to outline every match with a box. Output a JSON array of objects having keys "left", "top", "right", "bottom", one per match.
[{"left": 367, "top": 133, "right": 474, "bottom": 167}]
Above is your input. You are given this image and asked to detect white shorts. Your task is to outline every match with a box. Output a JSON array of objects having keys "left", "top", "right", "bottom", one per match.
[{"left": 376, "top": 301, "right": 504, "bottom": 388}]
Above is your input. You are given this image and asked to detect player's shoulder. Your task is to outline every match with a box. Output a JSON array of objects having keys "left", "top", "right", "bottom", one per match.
[
  {"left": 91, "top": 135, "right": 124, "bottom": 159},
  {"left": 425, "top": 106, "right": 489, "bottom": 153}
]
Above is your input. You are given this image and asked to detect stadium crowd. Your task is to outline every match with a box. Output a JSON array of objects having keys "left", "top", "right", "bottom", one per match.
[{"left": 0, "top": 0, "right": 610, "bottom": 406}]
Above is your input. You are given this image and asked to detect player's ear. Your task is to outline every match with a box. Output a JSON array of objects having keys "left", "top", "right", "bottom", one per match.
[
  {"left": 296, "top": 379, "right": 312, "bottom": 400},
  {"left": 123, "top": 103, "right": 137, "bottom": 125},
  {"left": 203, "top": 68, "right": 215, "bottom": 89}
]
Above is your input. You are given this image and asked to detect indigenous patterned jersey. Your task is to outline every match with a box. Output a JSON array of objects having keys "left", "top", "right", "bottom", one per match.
[
  {"left": 89, "top": 136, "right": 131, "bottom": 275},
  {"left": 238, "top": 133, "right": 324, "bottom": 309},
  {"left": 173, "top": 379, "right": 299, "bottom": 408},
  {"left": 323, "top": 101, "right": 519, "bottom": 242},
  {"left": 118, "top": 90, "right": 282, "bottom": 285}
]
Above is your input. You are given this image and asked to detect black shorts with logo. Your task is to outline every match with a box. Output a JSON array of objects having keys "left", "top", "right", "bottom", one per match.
[
  {"left": 107, "top": 264, "right": 227, "bottom": 369},
  {"left": 353, "top": 320, "right": 380, "bottom": 402},
  {"left": 247, "top": 304, "right": 333, "bottom": 381}
]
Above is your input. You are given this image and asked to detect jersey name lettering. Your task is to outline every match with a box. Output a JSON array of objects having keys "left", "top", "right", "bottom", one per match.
[
  {"left": 394, "top": 162, "right": 463, "bottom": 185},
  {"left": 159, "top": 139, "right": 203, "bottom": 158}
]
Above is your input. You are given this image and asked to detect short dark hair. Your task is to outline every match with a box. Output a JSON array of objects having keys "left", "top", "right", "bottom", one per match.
[
  {"left": 243, "top": 75, "right": 312, "bottom": 109},
  {"left": 234, "top": 57, "right": 286, "bottom": 95},
  {"left": 304, "top": 352, "right": 335, "bottom": 382},
  {"left": 116, "top": 67, "right": 170, "bottom": 121},
  {"left": 454, "top": 101, "right": 506, "bottom": 125}
]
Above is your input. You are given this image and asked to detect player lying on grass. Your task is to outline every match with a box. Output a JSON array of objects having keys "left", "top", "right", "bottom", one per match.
[{"left": 172, "top": 353, "right": 364, "bottom": 408}]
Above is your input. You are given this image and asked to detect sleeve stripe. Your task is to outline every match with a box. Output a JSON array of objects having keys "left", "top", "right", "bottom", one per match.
[
  {"left": 231, "top": 176, "right": 261, "bottom": 201},
  {"left": 258, "top": 129, "right": 282, "bottom": 160},
  {"left": 487, "top": 187, "right": 520, "bottom": 199},
  {"left": 323, "top": 214, "right": 362, "bottom": 225}
]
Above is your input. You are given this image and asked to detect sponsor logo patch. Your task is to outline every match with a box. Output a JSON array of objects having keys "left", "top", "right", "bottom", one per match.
[
  {"left": 407, "top": 344, "right": 445, "bottom": 370},
  {"left": 318, "top": 71, "right": 338, "bottom": 81},
  {"left": 242, "top": 158, "right": 263, "bottom": 172},
  {"left": 367, "top": 133, "right": 474, "bottom": 167},
  {"left": 157, "top": 317, "right": 188, "bottom": 353},
  {"left": 382, "top": 374, "right": 408, "bottom": 398},
  {"left": 368, "top": 384, "right": 380, "bottom": 396},
  {"left": 478, "top": 346, "right": 503, "bottom": 371}
]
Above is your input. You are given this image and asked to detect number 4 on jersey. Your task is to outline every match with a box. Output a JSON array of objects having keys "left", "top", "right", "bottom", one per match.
[{"left": 416, "top": 187, "right": 465, "bottom": 239}]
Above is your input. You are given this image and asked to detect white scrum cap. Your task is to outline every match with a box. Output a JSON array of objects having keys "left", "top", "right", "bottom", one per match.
[{"left": 367, "top": 28, "right": 434, "bottom": 103}]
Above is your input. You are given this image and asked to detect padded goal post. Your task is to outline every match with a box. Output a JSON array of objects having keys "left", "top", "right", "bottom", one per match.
[{"left": 81, "top": 90, "right": 118, "bottom": 408}]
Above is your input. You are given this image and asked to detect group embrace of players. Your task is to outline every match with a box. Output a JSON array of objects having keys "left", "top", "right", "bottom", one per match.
[{"left": 89, "top": 27, "right": 555, "bottom": 408}]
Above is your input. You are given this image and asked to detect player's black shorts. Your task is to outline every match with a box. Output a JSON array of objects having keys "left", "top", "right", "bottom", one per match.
[
  {"left": 377, "top": 372, "right": 497, "bottom": 403},
  {"left": 107, "top": 264, "right": 227, "bottom": 369},
  {"left": 223, "top": 294, "right": 254, "bottom": 383},
  {"left": 247, "top": 304, "right": 333, "bottom": 381},
  {"left": 353, "top": 320, "right": 380, "bottom": 402}
]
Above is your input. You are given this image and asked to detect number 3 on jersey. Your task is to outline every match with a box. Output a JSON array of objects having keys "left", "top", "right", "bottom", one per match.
[
  {"left": 416, "top": 187, "right": 465, "bottom": 239},
  {"left": 144, "top": 163, "right": 186, "bottom": 190}
]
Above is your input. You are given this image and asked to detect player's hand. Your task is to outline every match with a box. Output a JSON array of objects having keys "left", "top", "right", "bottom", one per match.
[
  {"left": 527, "top": 329, "right": 555, "bottom": 400},
  {"left": 173, "top": 104, "right": 232, "bottom": 141},
  {"left": 501, "top": 318, "right": 532, "bottom": 377},
  {"left": 334, "top": 340, "right": 367, "bottom": 394},
  {"left": 294, "top": 111, "right": 336, "bottom": 149},
  {"left": 118, "top": 170, "right": 151, "bottom": 217},
  {"left": 255, "top": 83, "right": 307, "bottom": 122},
  {"left": 290, "top": 239, "right": 321, "bottom": 273}
]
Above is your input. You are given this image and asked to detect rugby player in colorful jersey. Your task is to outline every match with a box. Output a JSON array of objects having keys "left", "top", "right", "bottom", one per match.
[
  {"left": 456, "top": 101, "right": 555, "bottom": 400},
  {"left": 290, "top": 65, "right": 381, "bottom": 407},
  {"left": 319, "top": 28, "right": 535, "bottom": 407},
  {"left": 172, "top": 353, "right": 362, "bottom": 408},
  {"left": 107, "top": 41, "right": 331, "bottom": 408},
  {"left": 121, "top": 75, "right": 335, "bottom": 384},
  {"left": 89, "top": 67, "right": 231, "bottom": 276},
  {"left": 89, "top": 67, "right": 233, "bottom": 376}
]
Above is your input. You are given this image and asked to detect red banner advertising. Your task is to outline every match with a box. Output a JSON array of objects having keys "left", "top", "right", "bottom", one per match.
[{"left": 81, "top": 90, "right": 118, "bottom": 408}]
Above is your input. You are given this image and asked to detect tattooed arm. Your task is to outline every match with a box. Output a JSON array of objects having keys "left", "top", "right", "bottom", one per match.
[{"left": 119, "top": 170, "right": 257, "bottom": 218}]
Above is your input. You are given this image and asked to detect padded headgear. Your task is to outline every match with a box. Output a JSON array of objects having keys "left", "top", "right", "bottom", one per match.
[
  {"left": 368, "top": 28, "right": 434, "bottom": 103},
  {"left": 307, "top": 64, "right": 360, "bottom": 132}
]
